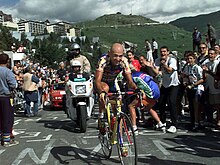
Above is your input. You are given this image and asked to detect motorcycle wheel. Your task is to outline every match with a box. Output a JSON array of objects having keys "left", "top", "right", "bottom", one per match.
[{"left": 79, "top": 105, "right": 87, "bottom": 133}]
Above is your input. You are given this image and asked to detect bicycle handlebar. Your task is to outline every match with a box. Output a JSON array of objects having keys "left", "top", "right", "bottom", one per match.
[{"left": 107, "top": 91, "right": 134, "bottom": 96}]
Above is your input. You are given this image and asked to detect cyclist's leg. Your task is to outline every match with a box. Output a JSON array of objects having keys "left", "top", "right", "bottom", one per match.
[
  {"left": 128, "top": 98, "right": 139, "bottom": 130},
  {"left": 98, "top": 82, "right": 109, "bottom": 114},
  {"left": 97, "top": 82, "right": 109, "bottom": 132}
]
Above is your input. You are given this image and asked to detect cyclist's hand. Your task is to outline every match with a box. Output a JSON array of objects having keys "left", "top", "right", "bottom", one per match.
[{"left": 99, "top": 91, "right": 107, "bottom": 102}]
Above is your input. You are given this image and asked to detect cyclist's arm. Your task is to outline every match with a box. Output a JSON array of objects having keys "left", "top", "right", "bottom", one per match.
[{"left": 95, "top": 70, "right": 104, "bottom": 94}]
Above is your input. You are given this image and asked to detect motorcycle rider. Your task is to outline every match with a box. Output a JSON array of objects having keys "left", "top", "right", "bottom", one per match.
[{"left": 67, "top": 43, "right": 91, "bottom": 73}]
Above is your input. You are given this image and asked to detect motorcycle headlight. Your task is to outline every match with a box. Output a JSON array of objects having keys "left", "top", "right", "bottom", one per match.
[{"left": 75, "top": 85, "right": 86, "bottom": 94}]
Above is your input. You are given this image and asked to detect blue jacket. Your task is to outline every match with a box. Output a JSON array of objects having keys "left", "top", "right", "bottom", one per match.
[{"left": 0, "top": 66, "right": 17, "bottom": 96}]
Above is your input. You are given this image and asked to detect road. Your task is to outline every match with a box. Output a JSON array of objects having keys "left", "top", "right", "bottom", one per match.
[{"left": 0, "top": 105, "right": 220, "bottom": 165}]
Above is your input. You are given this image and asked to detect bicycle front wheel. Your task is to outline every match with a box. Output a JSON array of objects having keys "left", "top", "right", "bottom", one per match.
[{"left": 117, "top": 113, "right": 137, "bottom": 165}]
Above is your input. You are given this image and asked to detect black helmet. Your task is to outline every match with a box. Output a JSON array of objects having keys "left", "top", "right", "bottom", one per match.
[
  {"left": 70, "top": 43, "right": 80, "bottom": 51},
  {"left": 68, "top": 43, "right": 81, "bottom": 58}
]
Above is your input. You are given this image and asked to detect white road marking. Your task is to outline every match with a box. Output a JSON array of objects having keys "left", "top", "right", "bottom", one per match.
[
  {"left": 83, "top": 135, "right": 98, "bottom": 139},
  {"left": 90, "top": 143, "right": 102, "bottom": 157},
  {"left": 0, "top": 149, "right": 6, "bottom": 155},
  {"left": 27, "top": 135, "right": 53, "bottom": 142},
  {"left": 13, "top": 129, "right": 26, "bottom": 136},
  {"left": 20, "top": 132, "right": 41, "bottom": 138},
  {"left": 11, "top": 139, "right": 55, "bottom": 165},
  {"left": 153, "top": 140, "right": 174, "bottom": 155}
]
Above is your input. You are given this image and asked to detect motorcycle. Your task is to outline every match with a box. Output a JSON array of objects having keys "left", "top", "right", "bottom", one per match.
[{"left": 65, "top": 73, "right": 94, "bottom": 133}]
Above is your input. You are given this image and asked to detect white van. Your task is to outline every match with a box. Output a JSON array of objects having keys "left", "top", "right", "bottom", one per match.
[{"left": 3, "top": 51, "right": 26, "bottom": 68}]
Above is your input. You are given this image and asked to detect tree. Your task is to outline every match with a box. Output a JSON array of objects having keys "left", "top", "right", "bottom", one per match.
[{"left": 0, "top": 25, "right": 14, "bottom": 50}]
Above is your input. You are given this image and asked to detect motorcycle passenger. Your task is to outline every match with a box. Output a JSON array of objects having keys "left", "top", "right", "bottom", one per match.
[
  {"left": 95, "top": 43, "right": 138, "bottom": 131},
  {"left": 69, "top": 60, "right": 90, "bottom": 81},
  {"left": 67, "top": 43, "right": 91, "bottom": 73}
]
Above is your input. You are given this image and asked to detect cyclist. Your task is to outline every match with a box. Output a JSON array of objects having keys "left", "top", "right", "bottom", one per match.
[
  {"left": 95, "top": 43, "right": 138, "bottom": 128},
  {"left": 128, "top": 71, "right": 166, "bottom": 134}
]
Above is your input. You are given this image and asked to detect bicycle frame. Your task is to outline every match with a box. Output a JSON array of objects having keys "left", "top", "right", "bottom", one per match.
[
  {"left": 105, "top": 91, "right": 134, "bottom": 144},
  {"left": 99, "top": 90, "right": 140, "bottom": 164}
]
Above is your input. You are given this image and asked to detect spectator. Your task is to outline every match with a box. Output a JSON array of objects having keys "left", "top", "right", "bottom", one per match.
[
  {"left": 214, "top": 44, "right": 220, "bottom": 61},
  {"left": 202, "top": 48, "right": 220, "bottom": 125},
  {"left": 56, "top": 62, "right": 66, "bottom": 81},
  {"left": 192, "top": 27, "right": 202, "bottom": 52},
  {"left": 207, "top": 23, "right": 217, "bottom": 48},
  {"left": 145, "top": 39, "right": 153, "bottom": 62},
  {"left": 197, "top": 43, "right": 209, "bottom": 66},
  {"left": 152, "top": 38, "right": 158, "bottom": 61},
  {"left": 126, "top": 50, "right": 141, "bottom": 72},
  {"left": 181, "top": 52, "right": 204, "bottom": 131},
  {"left": 139, "top": 55, "right": 157, "bottom": 79},
  {"left": 154, "top": 46, "right": 180, "bottom": 133},
  {"left": 22, "top": 67, "right": 40, "bottom": 117},
  {"left": 0, "top": 53, "right": 18, "bottom": 147}
]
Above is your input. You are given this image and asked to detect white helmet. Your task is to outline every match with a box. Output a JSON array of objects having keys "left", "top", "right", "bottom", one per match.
[{"left": 71, "top": 60, "right": 81, "bottom": 67}]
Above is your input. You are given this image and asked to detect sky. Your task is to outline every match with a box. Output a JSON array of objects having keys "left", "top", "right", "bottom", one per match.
[{"left": 0, "top": 0, "right": 220, "bottom": 23}]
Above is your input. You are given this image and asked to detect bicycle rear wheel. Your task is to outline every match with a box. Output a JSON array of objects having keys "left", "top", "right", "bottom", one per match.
[{"left": 117, "top": 113, "right": 137, "bottom": 165}]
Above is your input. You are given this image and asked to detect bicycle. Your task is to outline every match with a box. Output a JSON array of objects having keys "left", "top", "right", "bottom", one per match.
[{"left": 98, "top": 90, "right": 143, "bottom": 165}]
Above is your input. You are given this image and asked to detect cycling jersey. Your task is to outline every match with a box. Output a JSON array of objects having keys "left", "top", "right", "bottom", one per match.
[
  {"left": 96, "top": 55, "right": 131, "bottom": 83},
  {"left": 132, "top": 71, "right": 160, "bottom": 100}
]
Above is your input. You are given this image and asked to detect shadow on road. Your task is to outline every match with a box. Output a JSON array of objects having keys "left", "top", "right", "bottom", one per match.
[
  {"left": 139, "top": 156, "right": 205, "bottom": 165},
  {"left": 164, "top": 130, "right": 220, "bottom": 158},
  {"left": 37, "top": 119, "right": 85, "bottom": 133},
  {"left": 51, "top": 146, "right": 120, "bottom": 164}
]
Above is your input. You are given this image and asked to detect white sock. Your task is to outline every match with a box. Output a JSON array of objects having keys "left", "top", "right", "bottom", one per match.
[
  {"left": 158, "top": 121, "right": 163, "bottom": 127},
  {"left": 133, "top": 125, "right": 137, "bottom": 130}
]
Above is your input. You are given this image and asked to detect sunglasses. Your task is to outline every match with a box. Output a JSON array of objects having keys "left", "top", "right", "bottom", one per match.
[{"left": 113, "top": 54, "right": 124, "bottom": 58}]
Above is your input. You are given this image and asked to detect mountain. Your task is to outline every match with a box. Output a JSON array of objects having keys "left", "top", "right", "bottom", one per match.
[
  {"left": 75, "top": 13, "right": 158, "bottom": 28},
  {"left": 76, "top": 14, "right": 192, "bottom": 58},
  {"left": 169, "top": 10, "right": 220, "bottom": 34}
]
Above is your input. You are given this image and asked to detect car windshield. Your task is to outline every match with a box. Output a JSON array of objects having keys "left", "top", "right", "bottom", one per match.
[{"left": 53, "top": 83, "right": 65, "bottom": 90}]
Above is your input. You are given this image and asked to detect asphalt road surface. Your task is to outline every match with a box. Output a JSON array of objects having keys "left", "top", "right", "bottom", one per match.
[{"left": 0, "top": 105, "right": 220, "bottom": 165}]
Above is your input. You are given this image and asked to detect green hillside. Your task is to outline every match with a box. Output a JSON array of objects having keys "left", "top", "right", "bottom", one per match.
[
  {"left": 78, "top": 14, "right": 192, "bottom": 57},
  {"left": 169, "top": 10, "right": 220, "bottom": 34},
  {"left": 76, "top": 13, "right": 157, "bottom": 28}
]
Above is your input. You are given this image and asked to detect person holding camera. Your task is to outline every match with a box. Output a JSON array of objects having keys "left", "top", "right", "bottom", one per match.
[{"left": 154, "top": 46, "right": 180, "bottom": 133}]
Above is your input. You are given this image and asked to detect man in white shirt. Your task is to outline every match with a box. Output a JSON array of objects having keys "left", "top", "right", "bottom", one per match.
[{"left": 154, "top": 46, "right": 180, "bottom": 133}]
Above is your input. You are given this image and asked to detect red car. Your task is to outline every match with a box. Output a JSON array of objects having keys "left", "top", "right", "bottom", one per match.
[{"left": 50, "top": 81, "right": 66, "bottom": 110}]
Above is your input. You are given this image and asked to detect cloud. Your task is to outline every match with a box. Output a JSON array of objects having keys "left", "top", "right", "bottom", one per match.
[{"left": 0, "top": 0, "right": 219, "bottom": 23}]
